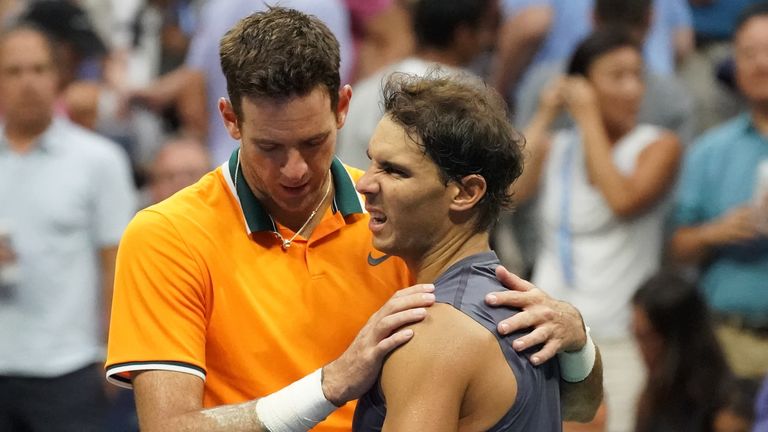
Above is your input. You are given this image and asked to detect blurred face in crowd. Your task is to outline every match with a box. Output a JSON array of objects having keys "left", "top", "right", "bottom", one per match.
[
  {"left": 356, "top": 116, "right": 455, "bottom": 261},
  {"left": 149, "top": 139, "right": 211, "bottom": 204},
  {"left": 456, "top": 0, "right": 500, "bottom": 64},
  {"left": 734, "top": 15, "right": 768, "bottom": 107},
  {"left": 0, "top": 28, "right": 58, "bottom": 131},
  {"left": 631, "top": 305, "right": 664, "bottom": 369},
  {"left": 221, "top": 85, "right": 350, "bottom": 223},
  {"left": 587, "top": 46, "right": 645, "bottom": 136}
]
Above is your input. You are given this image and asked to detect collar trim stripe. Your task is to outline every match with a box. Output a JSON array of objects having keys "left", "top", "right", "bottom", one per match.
[{"left": 225, "top": 149, "right": 364, "bottom": 234}]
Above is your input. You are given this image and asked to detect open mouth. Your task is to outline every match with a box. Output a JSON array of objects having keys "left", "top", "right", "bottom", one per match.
[{"left": 368, "top": 210, "right": 388, "bottom": 231}]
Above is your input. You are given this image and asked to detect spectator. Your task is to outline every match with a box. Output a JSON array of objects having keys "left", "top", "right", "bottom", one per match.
[
  {"left": 670, "top": 1, "right": 768, "bottom": 380},
  {"left": 514, "top": 29, "right": 683, "bottom": 432},
  {"left": 631, "top": 272, "right": 731, "bottom": 431},
  {"left": 21, "top": 1, "right": 108, "bottom": 89},
  {"left": 146, "top": 135, "right": 210, "bottom": 205},
  {"left": 680, "top": 0, "right": 762, "bottom": 133},
  {"left": 0, "top": 24, "right": 136, "bottom": 431}
]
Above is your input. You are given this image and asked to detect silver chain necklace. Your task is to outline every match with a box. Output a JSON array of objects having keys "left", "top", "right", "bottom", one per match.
[{"left": 234, "top": 149, "right": 332, "bottom": 250}]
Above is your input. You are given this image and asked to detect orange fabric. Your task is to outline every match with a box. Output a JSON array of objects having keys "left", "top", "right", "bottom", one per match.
[{"left": 106, "top": 165, "right": 411, "bottom": 431}]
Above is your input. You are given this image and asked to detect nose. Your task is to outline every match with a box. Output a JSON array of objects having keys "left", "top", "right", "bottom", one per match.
[
  {"left": 355, "top": 167, "right": 378, "bottom": 195},
  {"left": 281, "top": 147, "right": 308, "bottom": 185}
]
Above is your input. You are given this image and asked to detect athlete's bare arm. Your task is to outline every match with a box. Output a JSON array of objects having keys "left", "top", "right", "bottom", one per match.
[
  {"left": 131, "top": 284, "right": 435, "bottom": 432},
  {"left": 380, "top": 304, "right": 517, "bottom": 432}
]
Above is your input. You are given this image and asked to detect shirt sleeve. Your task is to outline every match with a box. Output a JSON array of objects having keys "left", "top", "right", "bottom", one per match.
[
  {"left": 673, "top": 142, "right": 709, "bottom": 227},
  {"left": 105, "top": 209, "right": 209, "bottom": 388},
  {"left": 89, "top": 143, "right": 137, "bottom": 247}
]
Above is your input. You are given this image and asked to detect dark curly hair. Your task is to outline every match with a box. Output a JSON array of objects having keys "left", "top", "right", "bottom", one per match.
[
  {"left": 382, "top": 71, "right": 524, "bottom": 232},
  {"left": 219, "top": 7, "right": 341, "bottom": 120}
]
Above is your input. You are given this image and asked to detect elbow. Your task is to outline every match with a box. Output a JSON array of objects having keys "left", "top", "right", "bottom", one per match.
[{"left": 608, "top": 200, "right": 645, "bottom": 219}]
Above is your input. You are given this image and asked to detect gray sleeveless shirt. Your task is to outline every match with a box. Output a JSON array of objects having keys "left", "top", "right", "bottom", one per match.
[{"left": 353, "top": 251, "right": 562, "bottom": 431}]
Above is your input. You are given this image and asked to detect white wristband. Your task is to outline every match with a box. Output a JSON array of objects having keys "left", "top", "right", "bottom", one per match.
[
  {"left": 557, "top": 325, "right": 596, "bottom": 383},
  {"left": 255, "top": 369, "right": 338, "bottom": 432}
]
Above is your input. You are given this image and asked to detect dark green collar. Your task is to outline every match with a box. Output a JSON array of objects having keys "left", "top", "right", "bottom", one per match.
[{"left": 227, "top": 148, "right": 364, "bottom": 233}]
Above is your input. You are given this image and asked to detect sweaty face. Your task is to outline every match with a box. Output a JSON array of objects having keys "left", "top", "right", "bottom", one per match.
[
  {"left": 0, "top": 29, "right": 58, "bottom": 129},
  {"left": 587, "top": 46, "right": 644, "bottom": 136},
  {"left": 735, "top": 16, "right": 768, "bottom": 106},
  {"left": 355, "top": 116, "right": 453, "bottom": 261},
  {"left": 226, "top": 87, "right": 345, "bottom": 223}
]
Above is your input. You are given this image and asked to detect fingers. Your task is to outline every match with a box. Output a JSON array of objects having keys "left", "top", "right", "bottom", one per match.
[
  {"left": 496, "top": 308, "right": 549, "bottom": 335},
  {"left": 373, "top": 308, "right": 427, "bottom": 341},
  {"left": 375, "top": 328, "right": 415, "bottom": 354},
  {"left": 373, "top": 285, "right": 434, "bottom": 321},
  {"left": 494, "top": 266, "right": 531, "bottom": 292},
  {"left": 511, "top": 325, "right": 552, "bottom": 352},
  {"left": 392, "top": 283, "right": 434, "bottom": 298},
  {"left": 527, "top": 340, "right": 560, "bottom": 365},
  {"left": 486, "top": 287, "right": 542, "bottom": 309}
]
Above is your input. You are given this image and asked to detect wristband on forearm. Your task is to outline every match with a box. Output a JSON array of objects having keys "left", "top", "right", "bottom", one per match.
[
  {"left": 557, "top": 325, "right": 596, "bottom": 383},
  {"left": 255, "top": 369, "right": 339, "bottom": 432}
]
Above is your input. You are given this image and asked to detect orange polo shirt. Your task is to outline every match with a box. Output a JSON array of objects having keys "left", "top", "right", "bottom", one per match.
[{"left": 106, "top": 152, "right": 411, "bottom": 431}]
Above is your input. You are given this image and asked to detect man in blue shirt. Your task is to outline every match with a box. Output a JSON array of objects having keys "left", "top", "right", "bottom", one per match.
[
  {"left": 0, "top": 24, "right": 137, "bottom": 431},
  {"left": 671, "top": 2, "right": 768, "bottom": 379}
]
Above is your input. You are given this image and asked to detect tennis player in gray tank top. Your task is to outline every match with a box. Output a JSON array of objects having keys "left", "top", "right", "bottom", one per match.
[
  {"left": 353, "top": 252, "right": 561, "bottom": 431},
  {"left": 351, "top": 72, "right": 562, "bottom": 431}
]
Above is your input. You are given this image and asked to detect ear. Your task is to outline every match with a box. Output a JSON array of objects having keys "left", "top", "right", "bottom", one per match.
[
  {"left": 449, "top": 174, "right": 487, "bottom": 212},
  {"left": 219, "top": 97, "right": 242, "bottom": 141},
  {"left": 335, "top": 84, "right": 352, "bottom": 128}
]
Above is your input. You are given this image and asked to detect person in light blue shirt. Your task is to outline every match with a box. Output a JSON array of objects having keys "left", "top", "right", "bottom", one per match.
[
  {"left": 670, "top": 3, "right": 768, "bottom": 380},
  {"left": 0, "top": 24, "right": 137, "bottom": 431}
]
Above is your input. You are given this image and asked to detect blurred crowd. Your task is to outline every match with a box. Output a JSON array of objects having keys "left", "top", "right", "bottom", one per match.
[{"left": 0, "top": 0, "right": 767, "bottom": 431}]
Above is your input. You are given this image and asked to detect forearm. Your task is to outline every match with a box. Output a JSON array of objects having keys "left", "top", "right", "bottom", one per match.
[
  {"left": 136, "top": 369, "right": 338, "bottom": 432},
  {"left": 140, "top": 401, "right": 266, "bottom": 432},
  {"left": 670, "top": 224, "right": 718, "bottom": 264},
  {"left": 578, "top": 115, "right": 638, "bottom": 216},
  {"left": 176, "top": 70, "right": 208, "bottom": 139},
  {"left": 560, "top": 347, "right": 603, "bottom": 422},
  {"left": 490, "top": 7, "right": 551, "bottom": 96}
]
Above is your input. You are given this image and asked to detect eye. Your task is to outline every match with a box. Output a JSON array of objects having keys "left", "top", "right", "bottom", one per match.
[
  {"left": 257, "top": 144, "right": 278, "bottom": 152},
  {"left": 381, "top": 164, "right": 409, "bottom": 178}
]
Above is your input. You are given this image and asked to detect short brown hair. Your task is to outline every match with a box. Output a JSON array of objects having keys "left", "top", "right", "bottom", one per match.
[
  {"left": 219, "top": 7, "right": 341, "bottom": 120},
  {"left": 382, "top": 72, "right": 524, "bottom": 232}
]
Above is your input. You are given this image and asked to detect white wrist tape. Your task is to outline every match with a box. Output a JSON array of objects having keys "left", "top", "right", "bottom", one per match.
[
  {"left": 557, "top": 325, "right": 596, "bottom": 383},
  {"left": 255, "top": 369, "right": 338, "bottom": 432}
]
